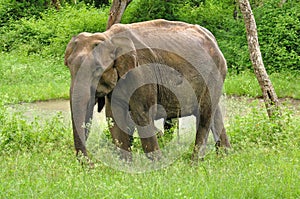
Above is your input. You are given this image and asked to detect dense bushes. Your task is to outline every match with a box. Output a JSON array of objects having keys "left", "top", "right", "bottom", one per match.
[
  {"left": 0, "top": 0, "right": 299, "bottom": 72},
  {"left": 0, "top": 3, "right": 109, "bottom": 57},
  {"left": 0, "top": 105, "right": 72, "bottom": 153},
  {"left": 0, "top": 0, "right": 109, "bottom": 26},
  {"left": 122, "top": 0, "right": 183, "bottom": 22},
  {"left": 257, "top": 3, "right": 300, "bottom": 71},
  {"left": 228, "top": 99, "right": 300, "bottom": 150},
  {"left": 0, "top": 0, "right": 49, "bottom": 26}
]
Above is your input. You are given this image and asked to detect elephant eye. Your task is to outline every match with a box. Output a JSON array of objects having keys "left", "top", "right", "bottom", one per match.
[
  {"left": 92, "top": 43, "right": 98, "bottom": 48},
  {"left": 92, "top": 41, "right": 101, "bottom": 48}
]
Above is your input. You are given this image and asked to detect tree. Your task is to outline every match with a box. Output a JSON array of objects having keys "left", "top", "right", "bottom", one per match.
[
  {"left": 239, "top": 0, "right": 280, "bottom": 118},
  {"left": 106, "top": 0, "right": 132, "bottom": 30}
]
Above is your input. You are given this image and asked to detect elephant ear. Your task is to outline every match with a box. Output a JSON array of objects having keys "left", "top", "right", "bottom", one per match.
[{"left": 111, "top": 37, "right": 137, "bottom": 78}]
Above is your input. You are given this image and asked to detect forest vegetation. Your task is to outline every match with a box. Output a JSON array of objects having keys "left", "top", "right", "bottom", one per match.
[{"left": 0, "top": 0, "right": 299, "bottom": 198}]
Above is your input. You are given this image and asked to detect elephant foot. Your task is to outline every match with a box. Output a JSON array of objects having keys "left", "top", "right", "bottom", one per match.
[
  {"left": 215, "top": 140, "right": 221, "bottom": 155},
  {"left": 191, "top": 144, "right": 206, "bottom": 162},
  {"left": 215, "top": 141, "right": 231, "bottom": 156},
  {"left": 190, "top": 156, "right": 204, "bottom": 166},
  {"left": 118, "top": 149, "right": 133, "bottom": 163},
  {"left": 76, "top": 152, "right": 95, "bottom": 168},
  {"left": 220, "top": 139, "right": 231, "bottom": 149},
  {"left": 145, "top": 150, "right": 162, "bottom": 161}
]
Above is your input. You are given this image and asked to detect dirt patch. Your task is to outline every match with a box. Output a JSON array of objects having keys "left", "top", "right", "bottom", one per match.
[{"left": 31, "top": 100, "right": 70, "bottom": 112}]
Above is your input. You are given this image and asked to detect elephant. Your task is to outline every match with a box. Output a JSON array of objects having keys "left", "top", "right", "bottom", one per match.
[{"left": 64, "top": 19, "right": 230, "bottom": 162}]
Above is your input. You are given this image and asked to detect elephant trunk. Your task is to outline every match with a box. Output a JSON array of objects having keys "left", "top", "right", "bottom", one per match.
[{"left": 70, "top": 75, "right": 97, "bottom": 157}]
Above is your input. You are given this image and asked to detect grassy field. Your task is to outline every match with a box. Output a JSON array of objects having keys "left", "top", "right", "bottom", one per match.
[
  {"left": 0, "top": 52, "right": 300, "bottom": 198},
  {"left": 1, "top": 146, "right": 299, "bottom": 198},
  {"left": 1, "top": 52, "right": 299, "bottom": 105}
]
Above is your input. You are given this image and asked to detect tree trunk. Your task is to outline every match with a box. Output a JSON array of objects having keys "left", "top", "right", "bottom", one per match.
[
  {"left": 239, "top": 0, "right": 280, "bottom": 118},
  {"left": 106, "top": 0, "right": 132, "bottom": 30}
]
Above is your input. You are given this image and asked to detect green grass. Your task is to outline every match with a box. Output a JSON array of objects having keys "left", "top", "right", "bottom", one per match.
[
  {"left": 1, "top": 94, "right": 299, "bottom": 198},
  {"left": 1, "top": 147, "right": 299, "bottom": 198},
  {"left": 225, "top": 70, "right": 300, "bottom": 99},
  {"left": 0, "top": 53, "right": 69, "bottom": 104},
  {"left": 1, "top": 52, "right": 299, "bottom": 105},
  {"left": 0, "top": 33, "right": 299, "bottom": 199}
]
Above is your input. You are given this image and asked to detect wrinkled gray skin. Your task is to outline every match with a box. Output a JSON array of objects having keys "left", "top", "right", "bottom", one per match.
[{"left": 64, "top": 19, "right": 230, "bottom": 161}]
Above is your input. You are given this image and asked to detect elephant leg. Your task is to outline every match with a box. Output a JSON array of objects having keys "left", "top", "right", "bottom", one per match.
[
  {"left": 134, "top": 117, "right": 162, "bottom": 161},
  {"left": 139, "top": 133, "right": 161, "bottom": 161},
  {"left": 192, "top": 117, "right": 211, "bottom": 161},
  {"left": 109, "top": 123, "right": 132, "bottom": 162},
  {"left": 220, "top": 128, "right": 231, "bottom": 148},
  {"left": 105, "top": 97, "right": 132, "bottom": 162},
  {"left": 131, "top": 110, "right": 162, "bottom": 161},
  {"left": 192, "top": 99, "right": 213, "bottom": 161},
  {"left": 211, "top": 104, "right": 231, "bottom": 154},
  {"left": 127, "top": 112, "right": 135, "bottom": 147}
]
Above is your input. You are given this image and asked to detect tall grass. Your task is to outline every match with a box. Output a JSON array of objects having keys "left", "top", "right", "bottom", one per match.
[
  {"left": 225, "top": 70, "right": 300, "bottom": 99},
  {"left": 0, "top": 97, "right": 299, "bottom": 198},
  {"left": 0, "top": 53, "right": 69, "bottom": 104}
]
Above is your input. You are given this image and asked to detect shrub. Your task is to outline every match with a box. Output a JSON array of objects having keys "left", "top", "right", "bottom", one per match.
[
  {"left": 256, "top": 1, "right": 300, "bottom": 72},
  {"left": 122, "top": 0, "right": 182, "bottom": 23},
  {"left": 228, "top": 99, "right": 299, "bottom": 150},
  {"left": 0, "top": 0, "right": 109, "bottom": 26},
  {"left": 0, "top": 3, "right": 109, "bottom": 56},
  {"left": 0, "top": 0, "right": 48, "bottom": 26},
  {"left": 0, "top": 105, "right": 72, "bottom": 153}
]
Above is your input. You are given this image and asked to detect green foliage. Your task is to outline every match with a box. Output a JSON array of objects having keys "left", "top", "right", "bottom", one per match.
[
  {"left": 0, "top": 105, "right": 72, "bottom": 153},
  {"left": 228, "top": 99, "right": 299, "bottom": 150},
  {"left": 256, "top": 1, "right": 300, "bottom": 71},
  {"left": 122, "top": 0, "right": 182, "bottom": 22},
  {"left": 84, "top": 0, "right": 109, "bottom": 8},
  {"left": 0, "top": 0, "right": 109, "bottom": 26},
  {"left": 0, "top": 0, "right": 49, "bottom": 26},
  {"left": 0, "top": 3, "right": 108, "bottom": 56},
  {"left": 1, "top": 0, "right": 299, "bottom": 72}
]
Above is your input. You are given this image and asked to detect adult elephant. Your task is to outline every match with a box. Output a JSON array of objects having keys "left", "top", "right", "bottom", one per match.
[{"left": 64, "top": 19, "right": 229, "bottom": 162}]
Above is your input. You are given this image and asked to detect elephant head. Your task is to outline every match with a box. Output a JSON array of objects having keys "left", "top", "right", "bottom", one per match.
[{"left": 64, "top": 31, "right": 137, "bottom": 157}]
